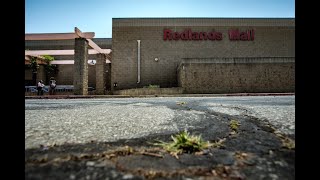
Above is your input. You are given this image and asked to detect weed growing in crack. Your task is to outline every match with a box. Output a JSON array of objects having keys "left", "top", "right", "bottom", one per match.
[
  {"left": 176, "top": 101, "right": 187, "bottom": 105},
  {"left": 282, "top": 137, "right": 295, "bottom": 149},
  {"left": 154, "top": 130, "right": 215, "bottom": 158},
  {"left": 229, "top": 120, "right": 241, "bottom": 132}
]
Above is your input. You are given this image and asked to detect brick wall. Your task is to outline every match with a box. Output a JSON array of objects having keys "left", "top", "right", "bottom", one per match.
[
  {"left": 25, "top": 64, "right": 97, "bottom": 87},
  {"left": 177, "top": 58, "right": 295, "bottom": 93},
  {"left": 55, "top": 65, "right": 73, "bottom": 85},
  {"left": 56, "top": 64, "right": 96, "bottom": 87},
  {"left": 111, "top": 18, "right": 295, "bottom": 92},
  {"left": 25, "top": 67, "right": 32, "bottom": 81},
  {"left": 36, "top": 66, "right": 46, "bottom": 84}
]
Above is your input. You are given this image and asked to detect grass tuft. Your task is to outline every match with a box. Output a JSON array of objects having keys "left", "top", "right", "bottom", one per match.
[
  {"left": 229, "top": 120, "right": 241, "bottom": 132},
  {"left": 282, "top": 137, "right": 295, "bottom": 149},
  {"left": 143, "top": 84, "right": 160, "bottom": 88},
  {"left": 176, "top": 101, "right": 187, "bottom": 105},
  {"left": 154, "top": 130, "right": 214, "bottom": 158}
]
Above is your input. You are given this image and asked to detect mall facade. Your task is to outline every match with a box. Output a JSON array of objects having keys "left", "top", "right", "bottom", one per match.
[{"left": 25, "top": 18, "right": 295, "bottom": 94}]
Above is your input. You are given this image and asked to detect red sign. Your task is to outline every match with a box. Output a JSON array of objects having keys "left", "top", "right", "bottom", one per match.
[
  {"left": 163, "top": 29, "right": 254, "bottom": 41},
  {"left": 228, "top": 29, "right": 255, "bottom": 41},
  {"left": 163, "top": 29, "right": 222, "bottom": 41}
]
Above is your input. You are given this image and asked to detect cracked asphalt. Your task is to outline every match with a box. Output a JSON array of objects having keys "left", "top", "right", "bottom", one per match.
[
  {"left": 25, "top": 96, "right": 295, "bottom": 150},
  {"left": 25, "top": 95, "right": 295, "bottom": 180}
]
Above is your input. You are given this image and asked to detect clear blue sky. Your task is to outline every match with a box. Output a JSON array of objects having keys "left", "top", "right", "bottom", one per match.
[{"left": 25, "top": 0, "right": 295, "bottom": 38}]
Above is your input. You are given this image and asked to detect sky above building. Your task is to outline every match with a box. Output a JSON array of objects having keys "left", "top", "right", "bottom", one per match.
[{"left": 25, "top": 0, "right": 295, "bottom": 38}]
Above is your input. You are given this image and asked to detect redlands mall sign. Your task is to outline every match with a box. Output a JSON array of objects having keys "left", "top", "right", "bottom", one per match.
[{"left": 163, "top": 29, "right": 255, "bottom": 41}]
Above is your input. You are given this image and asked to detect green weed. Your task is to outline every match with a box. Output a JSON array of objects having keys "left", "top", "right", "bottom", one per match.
[
  {"left": 154, "top": 130, "right": 213, "bottom": 158},
  {"left": 229, "top": 120, "right": 241, "bottom": 132},
  {"left": 176, "top": 101, "right": 187, "bottom": 105},
  {"left": 282, "top": 137, "right": 295, "bottom": 149},
  {"left": 143, "top": 84, "right": 160, "bottom": 88}
]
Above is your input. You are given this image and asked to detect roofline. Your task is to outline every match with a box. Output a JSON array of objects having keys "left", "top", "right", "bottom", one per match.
[
  {"left": 112, "top": 17, "right": 295, "bottom": 20},
  {"left": 112, "top": 18, "right": 295, "bottom": 27}
]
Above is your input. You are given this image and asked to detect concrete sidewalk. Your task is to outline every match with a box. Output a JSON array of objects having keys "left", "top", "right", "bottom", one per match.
[{"left": 25, "top": 92, "right": 295, "bottom": 99}]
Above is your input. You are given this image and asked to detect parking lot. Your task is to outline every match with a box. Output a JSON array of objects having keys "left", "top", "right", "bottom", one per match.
[{"left": 25, "top": 96, "right": 295, "bottom": 149}]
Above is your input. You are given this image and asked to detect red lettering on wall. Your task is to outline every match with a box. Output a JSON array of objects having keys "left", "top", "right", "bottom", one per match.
[
  {"left": 163, "top": 29, "right": 172, "bottom": 40},
  {"left": 199, "top": 32, "right": 207, "bottom": 40},
  {"left": 192, "top": 32, "right": 199, "bottom": 40},
  {"left": 188, "top": 29, "right": 192, "bottom": 40},
  {"left": 173, "top": 32, "right": 180, "bottom": 40},
  {"left": 215, "top": 32, "right": 222, "bottom": 41},
  {"left": 229, "top": 29, "right": 240, "bottom": 40},
  {"left": 240, "top": 32, "right": 248, "bottom": 40},
  {"left": 207, "top": 32, "right": 215, "bottom": 40},
  {"left": 229, "top": 29, "right": 255, "bottom": 41},
  {"left": 180, "top": 30, "right": 189, "bottom": 40},
  {"left": 250, "top": 29, "right": 255, "bottom": 40},
  {"left": 163, "top": 29, "right": 254, "bottom": 41}
]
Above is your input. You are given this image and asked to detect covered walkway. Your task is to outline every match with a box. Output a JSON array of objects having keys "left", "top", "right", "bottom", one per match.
[{"left": 25, "top": 27, "right": 112, "bottom": 95}]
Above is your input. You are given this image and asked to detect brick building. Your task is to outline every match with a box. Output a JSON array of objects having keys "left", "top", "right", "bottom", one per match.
[{"left": 25, "top": 18, "right": 295, "bottom": 94}]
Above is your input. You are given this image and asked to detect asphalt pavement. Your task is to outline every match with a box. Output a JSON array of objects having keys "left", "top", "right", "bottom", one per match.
[{"left": 25, "top": 96, "right": 295, "bottom": 150}]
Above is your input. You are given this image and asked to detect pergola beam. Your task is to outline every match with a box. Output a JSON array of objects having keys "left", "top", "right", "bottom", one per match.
[
  {"left": 75, "top": 27, "right": 106, "bottom": 55},
  {"left": 25, "top": 49, "right": 112, "bottom": 56},
  {"left": 74, "top": 27, "right": 88, "bottom": 38},
  {"left": 51, "top": 60, "right": 111, "bottom": 64},
  {"left": 25, "top": 32, "right": 95, "bottom": 40},
  {"left": 25, "top": 27, "right": 111, "bottom": 61},
  {"left": 87, "top": 39, "right": 105, "bottom": 54}
]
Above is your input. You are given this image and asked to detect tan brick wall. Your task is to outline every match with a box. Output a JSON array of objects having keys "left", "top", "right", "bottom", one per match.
[
  {"left": 36, "top": 66, "right": 46, "bottom": 84},
  {"left": 177, "top": 58, "right": 295, "bottom": 93},
  {"left": 56, "top": 64, "right": 96, "bottom": 87},
  {"left": 25, "top": 64, "right": 96, "bottom": 87},
  {"left": 111, "top": 18, "right": 295, "bottom": 92},
  {"left": 113, "top": 87, "right": 184, "bottom": 95},
  {"left": 55, "top": 65, "right": 73, "bottom": 85},
  {"left": 105, "top": 64, "right": 112, "bottom": 92},
  {"left": 95, "top": 54, "right": 106, "bottom": 94},
  {"left": 25, "top": 68, "right": 32, "bottom": 80}
]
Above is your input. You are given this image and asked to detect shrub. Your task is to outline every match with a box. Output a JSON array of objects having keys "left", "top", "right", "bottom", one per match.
[{"left": 143, "top": 84, "right": 160, "bottom": 88}]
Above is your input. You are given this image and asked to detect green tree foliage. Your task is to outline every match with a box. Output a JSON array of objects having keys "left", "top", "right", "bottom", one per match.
[
  {"left": 42, "top": 55, "right": 59, "bottom": 82},
  {"left": 29, "top": 56, "right": 39, "bottom": 73}
]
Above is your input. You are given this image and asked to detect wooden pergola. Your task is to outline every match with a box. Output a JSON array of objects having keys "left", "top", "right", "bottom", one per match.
[
  {"left": 25, "top": 27, "right": 111, "bottom": 63},
  {"left": 25, "top": 27, "right": 112, "bottom": 95}
]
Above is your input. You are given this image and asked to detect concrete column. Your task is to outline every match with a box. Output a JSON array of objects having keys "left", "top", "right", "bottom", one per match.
[
  {"left": 95, "top": 54, "right": 106, "bottom": 95},
  {"left": 74, "top": 38, "right": 88, "bottom": 95}
]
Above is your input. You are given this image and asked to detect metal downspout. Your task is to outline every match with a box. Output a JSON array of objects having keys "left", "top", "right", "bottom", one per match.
[{"left": 137, "top": 40, "right": 141, "bottom": 83}]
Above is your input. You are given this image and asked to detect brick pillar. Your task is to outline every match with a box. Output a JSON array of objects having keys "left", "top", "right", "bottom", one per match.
[
  {"left": 95, "top": 54, "right": 106, "bottom": 95},
  {"left": 74, "top": 38, "right": 88, "bottom": 95},
  {"left": 105, "top": 63, "right": 112, "bottom": 93}
]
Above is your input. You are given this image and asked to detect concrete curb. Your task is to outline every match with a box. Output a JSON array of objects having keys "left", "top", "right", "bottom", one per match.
[{"left": 25, "top": 93, "right": 295, "bottom": 99}]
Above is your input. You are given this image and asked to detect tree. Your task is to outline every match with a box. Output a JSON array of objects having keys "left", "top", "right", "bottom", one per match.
[
  {"left": 29, "top": 56, "right": 39, "bottom": 85},
  {"left": 42, "top": 55, "right": 59, "bottom": 84}
]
